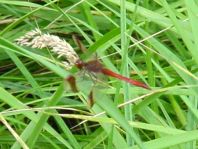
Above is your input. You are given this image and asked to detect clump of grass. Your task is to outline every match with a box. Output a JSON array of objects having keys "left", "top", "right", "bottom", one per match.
[{"left": 0, "top": 0, "right": 198, "bottom": 149}]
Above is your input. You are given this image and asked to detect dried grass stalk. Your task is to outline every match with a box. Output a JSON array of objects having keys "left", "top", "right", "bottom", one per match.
[{"left": 16, "top": 28, "right": 79, "bottom": 69}]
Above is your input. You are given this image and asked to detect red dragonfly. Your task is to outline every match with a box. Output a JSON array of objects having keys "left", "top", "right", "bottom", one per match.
[
  {"left": 67, "top": 59, "right": 149, "bottom": 92},
  {"left": 66, "top": 59, "right": 150, "bottom": 106}
]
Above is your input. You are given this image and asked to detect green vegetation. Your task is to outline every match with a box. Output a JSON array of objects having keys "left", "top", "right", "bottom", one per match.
[{"left": 0, "top": 0, "right": 198, "bottom": 149}]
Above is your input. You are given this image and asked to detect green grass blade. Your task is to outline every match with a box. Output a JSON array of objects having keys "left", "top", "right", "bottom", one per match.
[{"left": 93, "top": 89, "right": 145, "bottom": 149}]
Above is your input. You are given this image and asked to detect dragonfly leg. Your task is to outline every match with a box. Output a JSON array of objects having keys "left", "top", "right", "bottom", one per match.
[{"left": 87, "top": 72, "right": 98, "bottom": 84}]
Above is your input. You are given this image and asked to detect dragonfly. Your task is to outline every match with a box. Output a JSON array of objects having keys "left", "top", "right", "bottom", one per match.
[
  {"left": 66, "top": 35, "right": 150, "bottom": 106},
  {"left": 66, "top": 59, "right": 150, "bottom": 98},
  {"left": 75, "top": 59, "right": 149, "bottom": 89}
]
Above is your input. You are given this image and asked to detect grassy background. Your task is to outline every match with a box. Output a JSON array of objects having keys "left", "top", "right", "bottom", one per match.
[{"left": 0, "top": 0, "right": 198, "bottom": 149}]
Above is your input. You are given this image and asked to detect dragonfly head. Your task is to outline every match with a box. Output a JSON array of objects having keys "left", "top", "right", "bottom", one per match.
[{"left": 75, "top": 59, "right": 84, "bottom": 69}]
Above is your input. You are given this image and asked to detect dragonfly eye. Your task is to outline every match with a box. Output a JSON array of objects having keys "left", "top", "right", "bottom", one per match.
[{"left": 75, "top": 59, "right": 84, "bottom": 69}]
